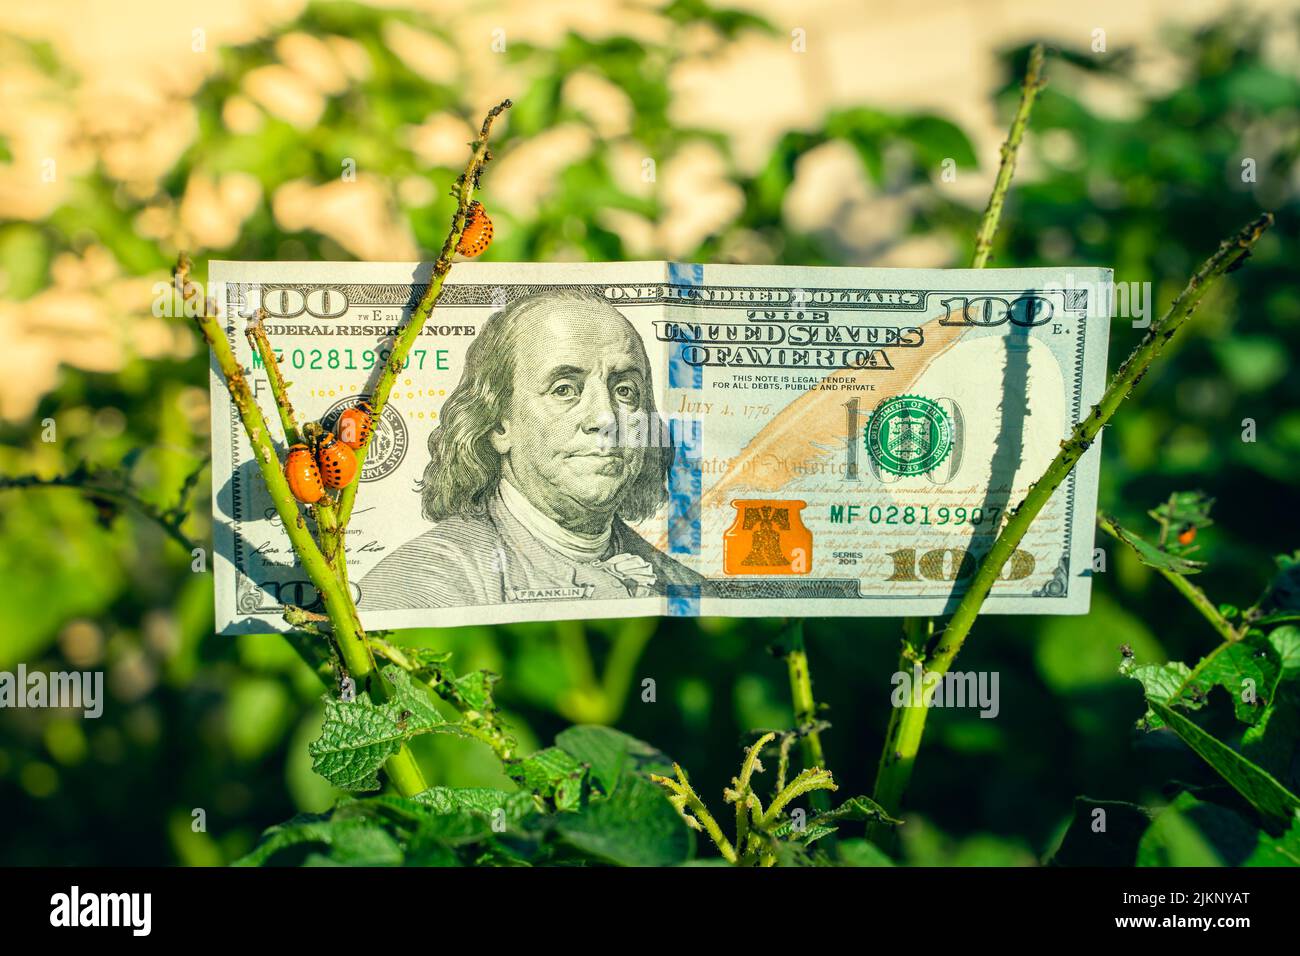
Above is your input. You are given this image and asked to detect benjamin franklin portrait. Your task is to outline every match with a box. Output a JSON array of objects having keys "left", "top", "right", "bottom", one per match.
[{"left": 359, "top": 290, "right": 707, "bottom": 610}]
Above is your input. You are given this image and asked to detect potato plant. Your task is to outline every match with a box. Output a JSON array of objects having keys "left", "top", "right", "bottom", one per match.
[{"left": 2, "top": 5, "right": 1295, "bottom": 868}]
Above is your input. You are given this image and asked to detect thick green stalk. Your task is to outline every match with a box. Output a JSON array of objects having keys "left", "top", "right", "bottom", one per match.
[
  {"left": 196, "top": 102, "right": 510, "bottom": 797},
  {"left": 785, "top": 630, "right": 825, "bottom": 771},
  {"left": 245, "top": 315, "right": 346, "bottom": 573},
  {"left": 782, "top": 621, "right": 830, "bottom": 814},
  {"left": 383, "top": 746, "right": 429, "bottom": 797},
  {"left": 867, "top": 616, "right": 931, "bottom": 848},
  {"left": 869, "top": 214, "right": 1273, "bottom": 835},
  {"left": 192, "top": 287, "right": 425, "bottom": 795},
  {"left": 891, "top": 43, "right": 1047, "bottom": 756},
  {"left": 938, "top": 214, "right": 1270, "bottom": 666},
  {"left": 194, "top": 302, "right": 370, "bottom": 673}
]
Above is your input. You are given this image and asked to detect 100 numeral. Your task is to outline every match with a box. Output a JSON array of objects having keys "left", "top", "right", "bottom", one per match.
[{"left": 885, "top": 547, "right": 1035, "bottom": 582}]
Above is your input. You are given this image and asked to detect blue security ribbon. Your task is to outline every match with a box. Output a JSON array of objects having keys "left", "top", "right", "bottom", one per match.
[
  {"left": 667, "top": 262, "right": 705, "bottom": 389},
  {"left": 665, "top": 262, "right": 705, "bottom": 616}
]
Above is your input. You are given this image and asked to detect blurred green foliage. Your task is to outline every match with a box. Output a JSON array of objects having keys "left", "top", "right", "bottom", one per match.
[{"left": 0, "top": 3, "right": 1297, "bottom": 865}]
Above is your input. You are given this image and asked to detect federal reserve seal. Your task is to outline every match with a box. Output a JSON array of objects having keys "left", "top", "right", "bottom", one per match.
[
  {"left": 864, "top": 395, "right": 953, "bottom": 477},
  {"left": 321, "top": 397, "right": 408, "bottom": 481}
]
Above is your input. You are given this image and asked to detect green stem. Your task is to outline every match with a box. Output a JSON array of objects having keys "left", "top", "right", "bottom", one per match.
[
  {"left": 383, "top": 746, "right": 429, "bottom": 797},
  {"left": 555, "top": 620, "right": 606, "bottom": 722},
  {"left": 188, "top": 102, "right": 511, "bottom": 797},
  {"left": 193, "top": 300, "right": 367, "bottom": 671},
  {"left": 783, "top": 624, "right": 824, "bottom": 765},
  {"left": 190, "top": 273, "right": 425, "bottom": 796},
  {"left": 971, "top": 43, "right": 1045, "bottom": 269},
  {"left": 882, "top": 45, "right": 1048, "bottom": 820},
  {"left": 868, "top": 214, "right": 1272, "bottom": 840},
  {"left": 867, "top": 697, "right": 929, "bottom": 848},
  {"left": 337, "top": 99, "right": 511, "bottom": 530},
  {"left": 245, "top": 310, "right": 353, "bottom": 581},
  {"left": 778, "top": 626, "right": 824, "bottom": 763},
  {"left": 1097, "top": 512, "right": 1242, "bottom": 643},
  {"left": 599, "top": 623, "right": 654, "bottom": 720},
  {"left": 244, "top": 314, "right": 357, "bottom": 575},
  {"left": 729, "top": 731, "right": 773, "bottom": 863},
  {"left": 781, "top": 621, "right": 830, "bottom": 814},
  {"left": 939, "top": 215, "right": 1271, "bottom": 660},
  {"left": 653, "top": 765, "right": 737, "bottom": 864},
  {"left": 866, "top": 617, "right": 933, "bottom": 847},
  {"left": 245, "top": 312, "right": 302, "bottom": 446},
  {"left": 757, "top": 767, "right": 837, "bottom": 829}
]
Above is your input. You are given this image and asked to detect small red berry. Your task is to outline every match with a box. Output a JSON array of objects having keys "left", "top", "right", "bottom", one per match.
[{"left": 1177, "top": 527, "right": 1197, "bottom": 546}]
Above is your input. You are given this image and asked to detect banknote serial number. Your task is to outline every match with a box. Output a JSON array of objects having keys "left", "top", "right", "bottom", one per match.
[
  {"left": 254, "top": 348, "right": 448, "bottom": 372},
  {"left": 829, "top": 504, "right": 1001, "bottom": 526}
]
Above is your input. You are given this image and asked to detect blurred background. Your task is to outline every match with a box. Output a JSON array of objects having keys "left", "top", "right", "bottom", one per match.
[{"left": 0, "top": 0, "right": 1297, "bottom": 865}]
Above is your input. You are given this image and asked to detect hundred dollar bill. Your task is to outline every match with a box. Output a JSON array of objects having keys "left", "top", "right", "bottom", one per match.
[{"left": 209, "top": 260, "right": 1111, "bottom": 634}]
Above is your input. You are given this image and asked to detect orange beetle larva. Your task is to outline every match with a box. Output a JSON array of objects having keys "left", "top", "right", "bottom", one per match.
[
  {"left": 457, "top": 201, "right": 493, "bottom": 258},
  {"left": 315, "top": 433, "right": 359, "bottom": 489}
]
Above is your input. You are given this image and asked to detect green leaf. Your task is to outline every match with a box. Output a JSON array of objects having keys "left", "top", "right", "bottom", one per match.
[
  {"left": 308, "top": 666, "right": 466, "bottom": 791},
  {"left": 1247, "top": 815, "right": 1300, "bottom": 866},
  {"left": 899, "top": 114, "right": 979, "bottom": 168},
  {"left": 1242, "top": 626, "right": 1300, "bottom": 791},
  {"left": 505, "top": 746, "right": 588, "bottom": 810},
  {"left": 771, "top": 795, "right": 901, "bottom": 845},
  {"left": 556, "top": 772, "right": 690, "bottom": 866},
  {"left": 1048, "top": 797, "right": 1157, "bottom": 866},
  {"left": 1138, "top": 793, "right": 1241, "bottom": 866},
  {"left": 1185, "top": 634, "right": 1279, "bottom": 724},
  {"left": 1267, "top": 625, "right": 1300, "bottom": 676},
  {"left": 1121, "top": 660, "right": 1193, "bottom": 728},
  {"left": 235, "top": 789, "right": 550, "bottom": 867},
  {"left": 447, "top": 670, "right": 498, "bottom": 712},
  {"left": 413, "top": 786, "right": 533, "bottom": 817},
  {"left": 1103, "top": 513, "right": 1206, "bottom": 574},
  {"left": 233, "top": 814, "right": 404, "bottom": 867},
  {"left": 1149, "top": 700, "right": 1300, "bottom": 824},
  {"left": 402, "top": 646, "right": 453, "bottom": 677},
  {"left": 1123, "top": 632, "right": 1280, "bottom": 727},
  {"left": 813, "top": 795, "right": 903, "bottom": 828},
  {"left": 835, "top": 838, "right": 896, "bottom": 867},
  {"left": 554, "top": 725, "right": 674, "bottom": 793},
  {"left": 1137, "top": 792, "right": 1300, "bottom": 866},
  {"left": 408, "top": 789, "right": 545, "bottom": 854},
  {"left": 770, "top": 816, "right": 835, "bottom": 844}
]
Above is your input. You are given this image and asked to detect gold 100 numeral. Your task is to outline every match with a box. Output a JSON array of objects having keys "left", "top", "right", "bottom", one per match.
[{"left": 885, "top": 547, "right": 1035, "bottom": 582}]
